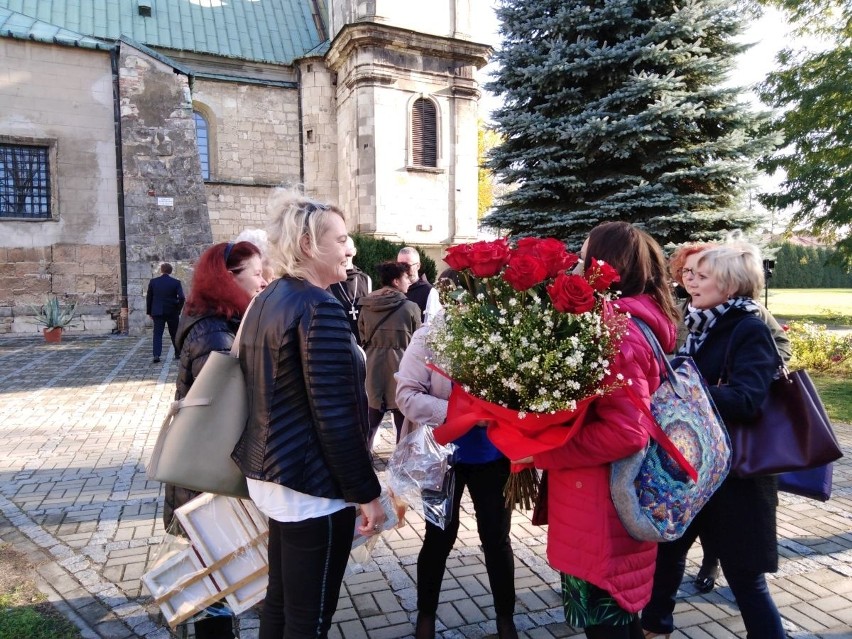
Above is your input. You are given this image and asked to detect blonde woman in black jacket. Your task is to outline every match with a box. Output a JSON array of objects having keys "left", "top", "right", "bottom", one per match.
[{"left": 232, "top": 189, "right": 386, "bottom": 639}]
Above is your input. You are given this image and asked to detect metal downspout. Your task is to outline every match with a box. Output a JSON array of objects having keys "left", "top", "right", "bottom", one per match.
[
  {"left": 110, "top": 45, "right": 129, "bottom": 334},
  {"left": 297, "top": 64, "right": 305, "bottom": 185}
]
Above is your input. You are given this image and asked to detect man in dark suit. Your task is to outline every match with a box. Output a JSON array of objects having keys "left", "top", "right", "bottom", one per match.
[{"left": 146, "top": 263, "right": 185, "bottom": 363}]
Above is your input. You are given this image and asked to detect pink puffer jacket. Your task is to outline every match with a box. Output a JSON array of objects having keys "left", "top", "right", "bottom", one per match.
[{"left": 533, "top": 294, "right": 676, "bottom": 613}]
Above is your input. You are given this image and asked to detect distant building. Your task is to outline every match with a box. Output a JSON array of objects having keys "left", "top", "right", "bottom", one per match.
[{"left": 0, "top": 1, "right": 490, "bottom": 335}]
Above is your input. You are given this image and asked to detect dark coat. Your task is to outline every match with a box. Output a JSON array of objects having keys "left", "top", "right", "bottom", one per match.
[
  {"left": 406, "top": 275, "right": 433, "bottom": 322},
  {"left": 163, "top": 312, "right": 239, "bottom": 529},
  {"left": 146, "top": 274, "right": 185, "bottom": 317},
  {"left": 231, "top": 277, "right": 381, "bottom": 505},
  {"left": 689, "top": 308, "right": 780, "bottom": 573},
  {"left": 357, "top": 288, "right": 421, "bottom": 410},
  {"left": 327, "top": 267, "right": 372, "bottom": 344}
]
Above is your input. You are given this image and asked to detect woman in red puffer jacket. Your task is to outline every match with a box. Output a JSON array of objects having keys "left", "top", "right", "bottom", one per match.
[{"left": 532, "top": 222, "right": 679, "bottom": 639}]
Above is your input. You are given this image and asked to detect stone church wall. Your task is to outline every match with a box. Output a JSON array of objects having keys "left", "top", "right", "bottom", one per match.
[
  {"left": 191, "top": 79, "right": 303, "bottom": 241},
  {"left": 0, "top": 39, "right": 120, "bottom": 336},
  {"left": 118, "top": 43, "right": 212, "bottom": 334}
]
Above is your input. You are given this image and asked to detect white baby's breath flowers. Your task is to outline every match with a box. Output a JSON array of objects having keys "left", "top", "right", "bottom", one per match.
[{"left": 426, "top": 267, "right": 629, "bottom": 414}]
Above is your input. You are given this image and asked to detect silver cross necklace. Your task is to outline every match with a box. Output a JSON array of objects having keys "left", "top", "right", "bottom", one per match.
[{"left": 337, "top": 279, "right": 359, "bottom": 320}]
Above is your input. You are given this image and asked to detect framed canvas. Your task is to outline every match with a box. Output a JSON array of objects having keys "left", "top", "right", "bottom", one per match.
[
  {"left": 142, "top": 547, "right": 219, "bottom": 628},
  {"left": 176, "top": 493, "right": 268, "bottom": 614}
]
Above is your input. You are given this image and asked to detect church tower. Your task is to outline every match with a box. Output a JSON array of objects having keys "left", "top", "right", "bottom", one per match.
[{"left": 321, "top": 1, "right": 492, "bottom": 252}]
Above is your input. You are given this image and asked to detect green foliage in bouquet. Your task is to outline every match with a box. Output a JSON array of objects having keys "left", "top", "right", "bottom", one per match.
[{"left": 428, "top": 238, "right": 629, "bottom": 415}]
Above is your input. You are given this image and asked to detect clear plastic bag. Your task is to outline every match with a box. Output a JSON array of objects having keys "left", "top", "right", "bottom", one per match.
[
  {"left": 386, "top": 425, "right": 457, "bottom": 530},
  {"left": 350, "top": 489, "right": 400, "bottom": 564}
]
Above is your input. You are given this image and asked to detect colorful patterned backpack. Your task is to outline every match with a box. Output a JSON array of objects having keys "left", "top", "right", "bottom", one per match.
[{"left": 610, "top": 319, "right": 731, "bottom": 542}]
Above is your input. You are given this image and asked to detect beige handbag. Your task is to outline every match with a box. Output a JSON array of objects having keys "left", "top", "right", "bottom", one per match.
[{"left": 146, "top": 318, "right": 250, "bottom": 499}]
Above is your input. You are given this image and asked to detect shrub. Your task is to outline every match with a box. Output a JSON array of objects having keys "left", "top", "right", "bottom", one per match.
[
  {"left": 352, "top": 235, "right": 437, "bottom": 286},
  {"left": 787, "top": 321, "right": 852, "bottom": 374}
]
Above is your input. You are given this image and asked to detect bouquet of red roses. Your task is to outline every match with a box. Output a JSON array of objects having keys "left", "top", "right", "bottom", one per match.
[{"left": 427, "top": 237, "right": 629, "bottom": 509}]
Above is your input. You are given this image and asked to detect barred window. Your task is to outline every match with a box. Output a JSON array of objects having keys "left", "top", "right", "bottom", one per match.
[
  {"left": 0, "top": 143, "right": 51, "bottom": 219},
  {"left": 411, "top": 98, "right": 438, "bottom": 167},
  {"left": 194, "top": 111, "right": 210, "bottom": 180}
]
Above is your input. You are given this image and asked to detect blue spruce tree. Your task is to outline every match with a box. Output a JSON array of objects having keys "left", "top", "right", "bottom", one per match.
[{"left": 484, "top": 0, "right": 777, "bottom": 247}]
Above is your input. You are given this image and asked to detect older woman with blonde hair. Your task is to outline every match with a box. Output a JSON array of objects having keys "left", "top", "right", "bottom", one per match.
[
  {"left": 642, "top": 241, "right": 785, "bottom": 639},
  {"left": 232, "top": 188, "right": 386, "bottom": 639}
]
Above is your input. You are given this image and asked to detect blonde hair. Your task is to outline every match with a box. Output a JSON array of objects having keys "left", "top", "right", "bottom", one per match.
[
  {"left": 265, "top": 188, "right": 346, "bottom": 279},
  {"left": 697, "top": 241, "right": 765, "bottom": 299}
]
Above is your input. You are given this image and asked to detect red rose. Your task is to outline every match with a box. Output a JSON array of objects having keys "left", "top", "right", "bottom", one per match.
[
  {"left": 467, "top": 239, "right": 510, "bottom": 278},
  {"left": 585, "top": 258, "right": 621, "bottom": 292},
  {"left": 547, "top": 273, "right": 596, "bottom": 314},
  {"left": 503, "top": 253, "right": 549, "bottom": 291},
  {"left": 514, "top": 237, "right": 579, "bottom": 278},
  {"left": 445, "top": 244, "right": 473, "bottom": 271}
]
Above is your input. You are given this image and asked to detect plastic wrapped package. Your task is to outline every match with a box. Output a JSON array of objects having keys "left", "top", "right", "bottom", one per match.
[
  {"left": 350, "top": 489, "right": 400, "bottom": 564},
  {"left": 386, "top": 425, "right": 457, "bottom": 530},
  {"left": 142, "top": 494, "right": 269, "bottom": 628}
]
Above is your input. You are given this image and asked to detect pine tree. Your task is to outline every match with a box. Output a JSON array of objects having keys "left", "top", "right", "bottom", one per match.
[{"left": 483, "top": 0, "right": 776, "bottom": 248}]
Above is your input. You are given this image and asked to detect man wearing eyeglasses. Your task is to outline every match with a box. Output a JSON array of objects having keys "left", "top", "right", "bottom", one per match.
[{"left": 397, "top": 247, "right": 441, "bottom": 325}]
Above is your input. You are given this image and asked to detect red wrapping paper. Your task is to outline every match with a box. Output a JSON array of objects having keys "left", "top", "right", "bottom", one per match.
[{"left": 429, "top": 365, "right": 596, "bottom": 465}]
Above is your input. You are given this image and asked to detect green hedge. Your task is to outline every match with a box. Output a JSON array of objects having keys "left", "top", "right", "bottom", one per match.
[
  {"left": 351, "top": 235, "right": 438, "bottom": 285},
  {"left": 770, "top": 243, "right": 852, "bottom": 288}
]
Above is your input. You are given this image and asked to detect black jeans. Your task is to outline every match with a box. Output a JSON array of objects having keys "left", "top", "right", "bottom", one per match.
[
  {"left": 260, "top": 508, "right": 355, "bottom": 639},
  {"left": 417, "top": 458, "right": 515, "bottom": 616},
  {"left": 641, "top": 529, "right": 784, "bottom": 638},
  {"left": 367, "top": 406, "right": 404, "bottom": 447},
  {"left": 152, "top": 312, "right": 179, "bottom": 358}
]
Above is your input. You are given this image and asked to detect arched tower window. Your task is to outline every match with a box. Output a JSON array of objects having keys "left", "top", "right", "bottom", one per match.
[
  {"left": 411, "top": 98, "right": 438, "bottom": 167},
  {"left": 193, "top": 110, "right": 210, "bottom": 180}
]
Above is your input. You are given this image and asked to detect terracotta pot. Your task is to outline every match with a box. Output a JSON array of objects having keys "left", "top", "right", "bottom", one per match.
[{"left": 43, "top": 327, "right": 63, "bottom": 343}]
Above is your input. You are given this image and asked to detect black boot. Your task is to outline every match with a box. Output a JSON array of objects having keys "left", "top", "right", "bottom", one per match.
[
  {"left": 694, "top": 559, "right": 720, "bottom": 593},
  {"left": 496, "top": 614, "right": 518, "bottom": 639},
  {"left": 415, "top": 612, "right": 435, "bottom": 639}
]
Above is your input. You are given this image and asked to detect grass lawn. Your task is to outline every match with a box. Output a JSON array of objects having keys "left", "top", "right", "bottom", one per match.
[
  {"left": 811, "top": 376, "right": 852, "bottom": 425},
  {"left": 0, "top": 544, "right": 81, "bottom": 639},
  {"left": 760, "top": 289, "right": 852, "bottom": 424},
  {"left": 764, "top": 288, "right": 852, "bottom": 325}
]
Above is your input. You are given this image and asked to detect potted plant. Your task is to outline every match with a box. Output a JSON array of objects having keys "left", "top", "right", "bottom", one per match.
[{"left": 34, "top": 296, "right": 77, "bottom": 343}]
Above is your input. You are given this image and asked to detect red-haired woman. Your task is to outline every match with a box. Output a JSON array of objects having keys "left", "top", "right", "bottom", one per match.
[{"left": 162, "top": 240, "right": 266, "bottom": 639}]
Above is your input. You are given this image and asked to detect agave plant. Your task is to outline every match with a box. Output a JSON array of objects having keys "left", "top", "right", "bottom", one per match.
[{"left": 34, "top": 296, "right": 77, "bottom": 329}]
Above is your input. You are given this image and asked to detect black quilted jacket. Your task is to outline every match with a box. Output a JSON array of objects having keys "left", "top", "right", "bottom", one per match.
[
  {"left": 163, "top": 312, "right": 240, "bottom": 529},
  {"left": 231, "top": 277, "right": 381, "bottom": 505}
]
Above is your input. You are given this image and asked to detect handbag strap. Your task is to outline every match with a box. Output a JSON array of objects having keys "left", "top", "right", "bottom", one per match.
[
  {"left": 230, "top": 297, "right": 256, "bottom": 357},
  {"left": 626, "top": 319, "right": 698, "bottom": 482},
  {"left": 720, "top": 317, "right": 786, "bottom": 385}
]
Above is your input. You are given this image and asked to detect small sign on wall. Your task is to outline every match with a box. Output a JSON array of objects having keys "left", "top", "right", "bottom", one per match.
[{"left": 157, "top": 197, "right": 174, "bottom": 207}]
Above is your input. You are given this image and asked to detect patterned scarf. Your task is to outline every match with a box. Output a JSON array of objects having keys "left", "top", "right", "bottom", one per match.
[{"left": 680, "top": 296, "right": 760, "bottom": 356}]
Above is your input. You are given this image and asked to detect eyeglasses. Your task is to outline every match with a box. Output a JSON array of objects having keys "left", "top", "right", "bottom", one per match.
[{"left": 680, "top": 267, "right": 696, "bottom": 278}]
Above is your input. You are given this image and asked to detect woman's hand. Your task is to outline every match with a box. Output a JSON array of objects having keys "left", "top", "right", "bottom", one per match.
[{"left": 358, "top": 497, "right": 387, "bottom": 536}]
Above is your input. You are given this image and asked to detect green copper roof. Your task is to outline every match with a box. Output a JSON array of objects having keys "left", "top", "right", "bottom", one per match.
[
  {"left": 0, "top": 7, "right": 111, "bottom": 49},
  {"left": 0, "top": 0, "right": 326, "bottom": 64}
]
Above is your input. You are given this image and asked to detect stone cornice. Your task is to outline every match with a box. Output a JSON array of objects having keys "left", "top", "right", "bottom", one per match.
[{"left": 325, "top": 22, "right": 492, "bottom": 73}]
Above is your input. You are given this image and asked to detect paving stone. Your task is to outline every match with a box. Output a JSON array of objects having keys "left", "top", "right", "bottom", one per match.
[{"left": 1, "top": 335, "right": 851, "bottom": 638}]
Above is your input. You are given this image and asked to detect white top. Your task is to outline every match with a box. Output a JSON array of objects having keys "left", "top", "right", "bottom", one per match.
[
  {"left": 422, "top": 288, "right": 442, "bottom": 326},
  {"left": 247, "top": 478, "right": 349, "bottom": 523}
]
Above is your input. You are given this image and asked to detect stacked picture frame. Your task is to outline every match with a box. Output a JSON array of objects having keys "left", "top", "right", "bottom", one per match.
[{"left": 142, "top": 494, "right": 269, "bottom": 628}]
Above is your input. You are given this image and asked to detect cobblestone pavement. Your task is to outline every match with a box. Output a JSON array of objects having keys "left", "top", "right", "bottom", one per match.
[{"left": 1, "top": 335, "right": 850, "bottom": 639}]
